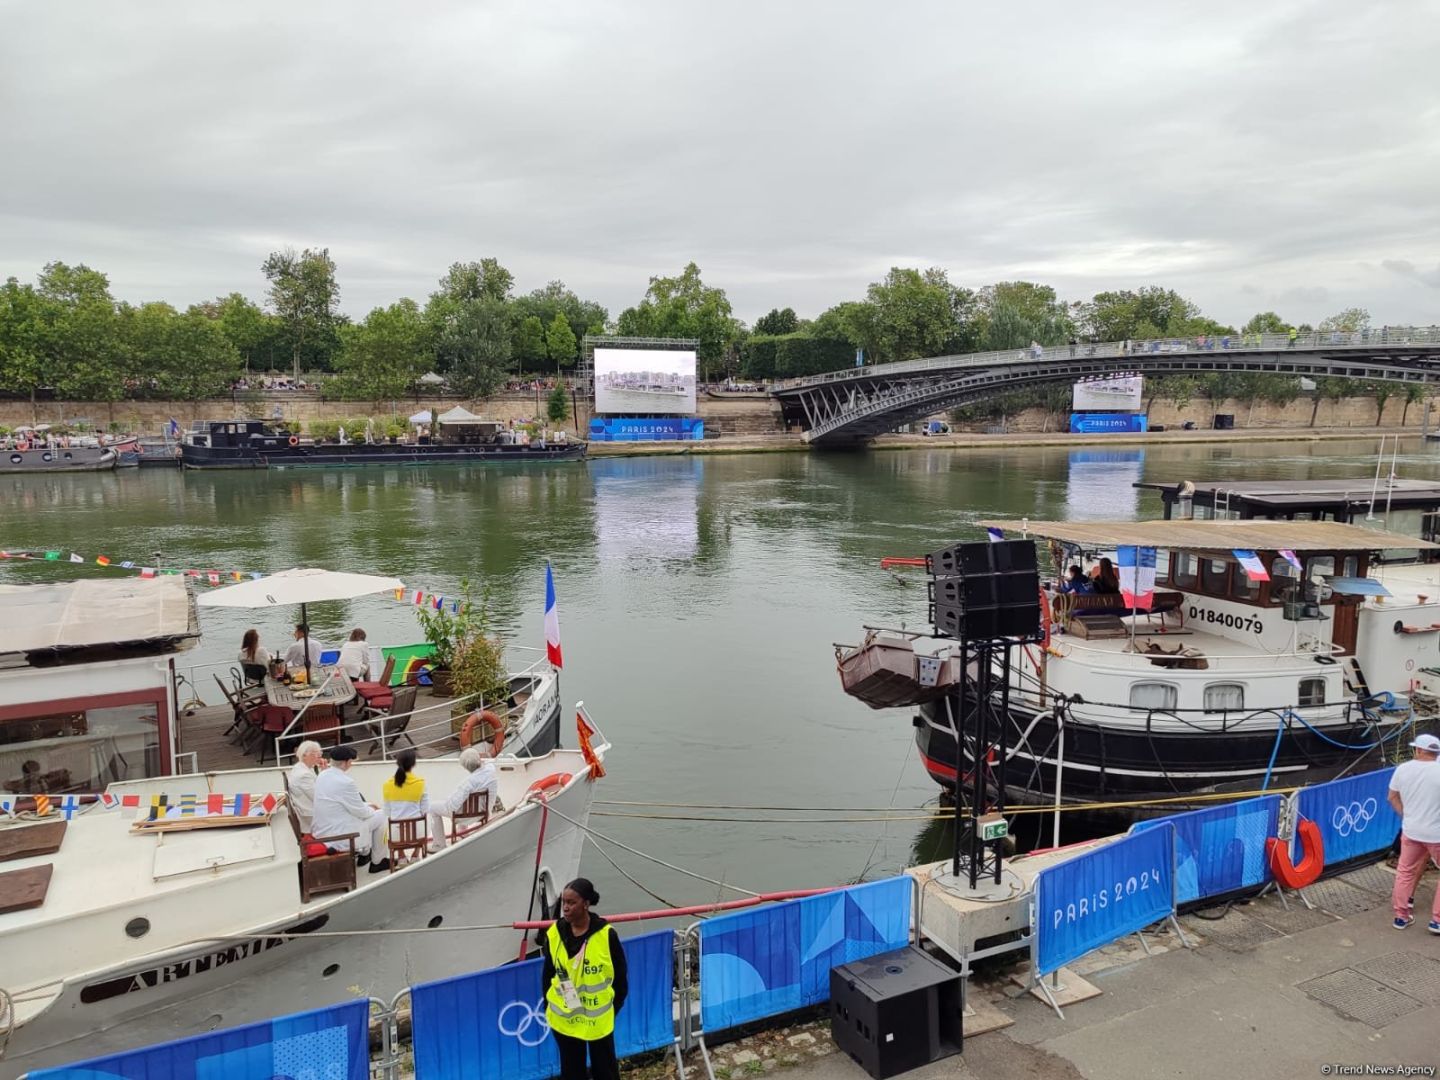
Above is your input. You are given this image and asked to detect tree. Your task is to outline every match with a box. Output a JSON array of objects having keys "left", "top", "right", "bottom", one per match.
[
  {"left": 512, "top": 281, "right": 607, "bottom": 357},
  {"left": 544, "top": 312, "right": 577, "bottom": 369},
  {"left": 754, "top": 307, "right": 800, "bottom": 336},
  {"left": 1369, "top": 381, "right": 1392, "bottom": 425},
  {"left": 1319, "top": 307, "right": 1371, "bottom": 333},
  {"left": 515, "top": 315, "right": 546, "bottom": 374},
  {"left": 430, "top": 296, "right": 512, "bottom": 400},
  {"left": 211, "top": 293, "right": 270, "bottom": 376},
  {"left": 1079, "top": 287, "right": 1200, "bottom": 342},
  {"left": 1309, "top": 376, "right": 1357, "bottom": 427},
  {"left": 853, "top": 268, "right": 960, "bottom": 363},
  {"left": 976, "top": 281, "right": 1073, "bottom": 351},
  {"left": 0, "top": 277, "right": 56, "bottom": 406},
  {"left": 616, "top": 263, "right": 741, "bottom": 379},
  {"left": 35, "top": 262, "right": 126, "bottom": 401},
  {"left": 1242, "top": 311, "right": 1288, "bottom": 336},
  {"left": 436, "top": 259, "right": 514, "bottom": 304},
  {"left": 547, "top": 382, "right": 570, "bottom": 424},
  {"left": 261, "top": 248, "right": 340, "bottom": 382},
  {"left": 1403, "top": 382, "right": 1425, "bottom": 426},
  {"left": 336, "top": 299, "right": 428, "bottom": 400}
]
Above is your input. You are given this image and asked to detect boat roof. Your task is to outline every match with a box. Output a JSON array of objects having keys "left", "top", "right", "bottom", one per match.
[
  {"left": 980, "top": 519, "right": 1439, "bottom": 553},
  {"left": 0, "top": 576, "right": 199, "bottom": 659},
  {"left": 1135, "top": 478, "right": 1440, "bottom": 509}
]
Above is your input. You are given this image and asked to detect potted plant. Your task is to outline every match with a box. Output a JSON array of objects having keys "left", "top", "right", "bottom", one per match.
[
  {"left": 446, "top": 628, "right": 511, "bottom": 737},
  {"left": 414, "top": 581, "right": 510, "bottom": 731}
]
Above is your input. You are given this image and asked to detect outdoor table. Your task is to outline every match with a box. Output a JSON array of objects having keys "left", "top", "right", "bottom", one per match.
[{"left": 264, "top": 669, "right": 357, "bottom": 711}]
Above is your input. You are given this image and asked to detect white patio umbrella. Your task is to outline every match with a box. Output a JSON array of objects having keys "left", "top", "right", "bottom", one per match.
[
  {"left": 198, "top": 567, "right": 404, "bottom": 676},
  {"left": 408, "top": 409, "right": 434, "bottom": 425}
]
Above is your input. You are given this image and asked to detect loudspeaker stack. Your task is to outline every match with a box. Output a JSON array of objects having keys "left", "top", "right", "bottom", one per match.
[{"left": 926, "top": 539, "right": 1042, "bottom": 642}]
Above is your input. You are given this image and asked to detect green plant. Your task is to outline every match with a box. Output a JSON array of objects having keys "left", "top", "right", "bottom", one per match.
[
  {"left": 414, "top": 578, "right": 488, "bottom": 672},
  {"left": 449, "top": 628, "right": 509, "bottom": 707},
  {"left": 383, "top": 416, "right": 409, "bottom": 440},
  {"left": 547, "top": 382, "right": 570, "bottom": 424}
]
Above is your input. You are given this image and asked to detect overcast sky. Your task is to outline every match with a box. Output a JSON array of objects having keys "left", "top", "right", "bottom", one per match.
[{"left": 3, "top": 1, "right": 1438, "bottom": 329}]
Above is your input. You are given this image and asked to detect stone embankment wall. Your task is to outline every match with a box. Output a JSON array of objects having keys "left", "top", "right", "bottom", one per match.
[{"left": 949, "top": 395, "right": 1434, "bottom": 433}]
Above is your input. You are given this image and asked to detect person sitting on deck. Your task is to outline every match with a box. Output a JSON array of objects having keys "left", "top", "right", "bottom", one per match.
[
  {"left": 428, "top": 745, "right": 501, "bottom": 852},
  {"left": 287, "top": 740, "right": 324, "bottom": 833},
  {"left": 1058, "top": 565, "right": 1092, "bottom": 594},
  {"left": 284, "top": 623, "right": 329, "bottom": 670},
  {"left": 312, "top": 745, "right": 389, "bottom": 873},
  {"left": 1091, "top": 557, "right": 1121, "bottom": 595},
  {"left": 382, "top": 749, "right": 430, "bottom": 823},
  {"left": 238, "top": 628, "right": 271, "bottom": 676},
  {"left": 337, "top": 628, "right": 370, "bottom": 680}
]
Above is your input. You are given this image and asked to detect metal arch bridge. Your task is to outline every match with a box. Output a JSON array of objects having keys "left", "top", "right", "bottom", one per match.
[{"left": 770, "top": 328, "right": 1440, "bottom": 445}]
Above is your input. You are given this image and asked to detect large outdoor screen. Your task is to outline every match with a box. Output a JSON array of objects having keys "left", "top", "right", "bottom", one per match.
[
  {"left": 1072, "top": 374, "right": 1143, "bottom": 412},
  {"left": 594, "top": 347, "right": 697, "bottom": 415}
]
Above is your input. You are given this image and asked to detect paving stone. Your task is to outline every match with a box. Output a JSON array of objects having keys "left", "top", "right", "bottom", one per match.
[{"left": 1296, "top": 966, "right": 1424, "bottom": 1028}]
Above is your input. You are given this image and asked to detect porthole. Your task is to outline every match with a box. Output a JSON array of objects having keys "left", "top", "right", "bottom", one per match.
[
  {"left": 63, "top": 452, "right": 73, "bottom": 460},
  {"left": 9, "top": 454, "right": 20, "bottom": 464},
  {"left": 322, "top": 963, "right": 340, "bottom": 978},
  {"left": 41, "top": 452, "right": 52, "bottom": 462},
  {"left": 428, "top": 915, "right": 444, "bottom": 928},
  {"left": 125, "top": 917, "right": 151, "bottom": 938}
]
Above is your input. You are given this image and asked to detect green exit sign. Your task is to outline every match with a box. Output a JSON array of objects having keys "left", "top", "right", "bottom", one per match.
[{"left": 979, "top": 814, "right": 1008, "bottom": 842}]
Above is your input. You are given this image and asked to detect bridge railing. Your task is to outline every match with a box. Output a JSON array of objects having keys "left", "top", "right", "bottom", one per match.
[{"left": 775, "top": 325, "right": 1440, "bottom": 391}]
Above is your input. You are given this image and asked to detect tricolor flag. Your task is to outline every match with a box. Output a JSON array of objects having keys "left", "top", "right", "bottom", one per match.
[
  {"left": 1117, "top": 546, "right": 1157, "bottom": 611},
  {"left": 140, "top": 567, "right": 156, "bottom": 578},
  {"left": 1279, "top": 548, "right": 1303, "bottom": 572},
  {"left": 1233, "top": 549, "right": 1270, "bottom": 582},
  {"left": 69, "top": 553, "right": 84, "bottom": 563},
  {"left": 986, "top": 527, "right": 1005, "bottom": 543},
  {"left": 230, "top": 793, "right": 252, "bottom": 816},
  {"left": 544, "top": 562, "right": 563, "bottom": 669}
]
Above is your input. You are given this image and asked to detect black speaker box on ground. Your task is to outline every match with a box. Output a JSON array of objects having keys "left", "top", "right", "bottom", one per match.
[
  {"left": 830, "top": 946, "right": 963, "bottom": 1080},
  {"left": 926, "top": 539, "right": 1041, "bottom": 641}
]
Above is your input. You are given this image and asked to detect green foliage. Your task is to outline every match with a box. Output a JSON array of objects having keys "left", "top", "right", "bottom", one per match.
[
  {"left": 428, "top": 294, "right": 512, "bottom": 400},
  {"left": 127, "top": 303, "right": 242, "bottom": 398},
  {"left": 334, "top": 298, "right": 428, "bottom": 400},
  {"left": 1319, "top": 307, "right": 1371, "bottom": 333},
  {"left": 515, "top": 315, "right": 546, "bottom": 372},
  {"left": 616, "top": 262, "right": 741, "bottom": 378},
  {"left": 308, "top": 417, "right": 370, "bottom": 442},
  {"left": 415, "top": 580, "right": 508, "bottom": 706},
  {"left": 976, "top": 281, "right": 1073, "bottom": 351},
  {"left": 753, "top": 307, "right": 800, "bottom": 336},
  {"left": 544, "top": 312, "right": 577, "bottom": 366},
  {"left": 1078, "top": 287, "right": 1211, "bottom": 341},
  {"left": 547, "top": 382, "right": 570, "bottom": 424},
  {"left": 1242, "top": 311, "right": 1287, "bottom": 335},
  {"left": 511, "top": 281, "right": 607, "bottom": 366},
  {"left": 261, "top": 248, "right": 341, "bottom": 381},
  {"left": 436, "top": 259, "right": 514, "bottom": 304},
  {"left": 740, "top": 333, "right": 853, "bottom": 379}
]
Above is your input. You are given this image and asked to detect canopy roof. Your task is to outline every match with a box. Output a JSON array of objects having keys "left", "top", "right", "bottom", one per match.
[
  {"left": 980, "top": 519, "right": 1439, "bottom": 553},
  {"left": 0, "top": 576, "right": 198, "bottom": 657},
  {"left": 408, "top": 409, "right": 435, "bottom": 424},
  {"left": 417, "top": 371, "right": 446, "bottom": 385},
  {"left": 436, "top": 405, "right": 486, "bottom": 424},
  {"left": 1136, "top": 477, "right": 1440, "bottom": 511},
  {"left": 197, "top": 567, "right": 404, "bottom": 609}
]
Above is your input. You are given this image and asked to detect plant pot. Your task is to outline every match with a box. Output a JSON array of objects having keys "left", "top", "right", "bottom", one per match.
[{"left": 428, "top": 667, "right": 453, "bottom": 696}]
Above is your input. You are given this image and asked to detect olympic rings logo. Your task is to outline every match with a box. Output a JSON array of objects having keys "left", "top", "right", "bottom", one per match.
[
  {"left": 1332, "top": 798, "right": 1378, "bottom": 837},
  {"left": 498, "top": 999, "right": 552, "bottom": 1047}
]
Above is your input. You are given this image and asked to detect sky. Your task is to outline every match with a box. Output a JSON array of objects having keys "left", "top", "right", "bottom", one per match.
[{"left": 3, "top": 0, "right": 1439, "bottom": 330}]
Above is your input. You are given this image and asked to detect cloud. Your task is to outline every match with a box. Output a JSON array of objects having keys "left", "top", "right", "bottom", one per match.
[
  {"left": 1384, "top": 260, "right": 1440, "bottom": 289},
  {"left": 2, "top": 0, "right": 1439, "bottom": 331}
]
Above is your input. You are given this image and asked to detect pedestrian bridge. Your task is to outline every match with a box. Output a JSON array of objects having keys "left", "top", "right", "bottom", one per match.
[{"left": 770, "top": 328, "right": 1440, "bottom": 445}]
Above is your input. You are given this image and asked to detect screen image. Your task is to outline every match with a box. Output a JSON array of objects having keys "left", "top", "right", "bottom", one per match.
[
  {"left": 594, "top": 348, "right": 698, "bottom": 415},
  {"left": 1072, "top": 374, "right": 1143, "bottom": 412}
]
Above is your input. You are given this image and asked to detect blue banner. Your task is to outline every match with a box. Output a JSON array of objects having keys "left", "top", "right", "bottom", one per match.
[
  {"left": 588, "top": 417, "right": 704, "bottom": 441},
  {"left": 31, "top": 1001, "right": 369, "bottom": 1080},
  {"left": 1296, "top": 767, "right": 1400, "bottom": 866},
  {"left": 1069, "top": 413, "right": 1148, "bottom": 434},
  {"left": 411, "top": 929, "right": 675, "bottom": 1080},
  {"left": 1034, "top": 826, "right": 1175, "bottom": 975},
  {"left": 1133, "top": 796, "right": 1280, "bottom": 904},
  {"left": 698, "top": 877, "right": 911, "bottom": 1033}
]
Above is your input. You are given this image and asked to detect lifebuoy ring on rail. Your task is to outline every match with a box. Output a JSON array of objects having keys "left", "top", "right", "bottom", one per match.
[
  {"left": 1266, "top": 817, "right": 1324, "bottom": 890},
  {"left": 526, "top": 772, "right": 572, "bottom": 800},
  {"left": 288, "top": 435, "right": 300, "bottom": 447},
  {"left": 459, "top": 709, "right": 503, "bottom": 752}
]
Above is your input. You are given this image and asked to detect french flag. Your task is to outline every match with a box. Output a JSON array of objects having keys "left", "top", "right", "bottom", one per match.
[
  {"left": 544, "top": 563, "right": 563, "bottom": 670},
  {"left": 1118, "top": 546, "right": 1157, "bottom": 611}
]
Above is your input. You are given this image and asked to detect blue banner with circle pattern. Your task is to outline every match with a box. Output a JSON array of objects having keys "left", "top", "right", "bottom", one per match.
[{"left": 1295, "top": 767, "right": 1399, "bottom": 866}]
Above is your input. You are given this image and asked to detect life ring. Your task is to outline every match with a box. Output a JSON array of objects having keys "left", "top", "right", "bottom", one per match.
[
  {"left": 1266, "top": 818, "right": 1324, "bottom": 890},
  {"left": 525, "top": 772, "right": 572, "bottom": 800},
  {"left": 459, "top": 709, "right": 503, "bottom": 750},
  {"left": 288, "top": 435, "right": 300, "bottom": 447}
]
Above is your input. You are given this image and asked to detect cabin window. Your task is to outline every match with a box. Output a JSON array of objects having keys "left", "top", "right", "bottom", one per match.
[
  {"left": 1341, "top": 555, "right": 1359, "bottom": 578},
  {"left": 1130, "top": 682, "right": 1178, "bottom": 710},
  {"left": 0, "top": 701, "right": 164, "bottom": 794},
  {"left": 1307, "top": 556, "right": 1335, "bottom": 581},
  {"left": 1233, "top": 565, "right": 1260, "bottom": 601},
  {"left": 1298, "top": 678, "right": 1326, "bottom": 707},
  {"left": 1171, "top": 552, "right": 1197, "bottom": 588},
  {"left": 1202, "top": 558, "right": 1230, "bottom": 594},
  {"left": 1203, "top": 683, "right": 1245, "bottom": 712}
]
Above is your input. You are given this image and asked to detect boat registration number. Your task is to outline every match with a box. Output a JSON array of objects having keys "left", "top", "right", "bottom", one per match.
[{"left": 1188, "top": 606, "right": 1263, "bottom": 633}]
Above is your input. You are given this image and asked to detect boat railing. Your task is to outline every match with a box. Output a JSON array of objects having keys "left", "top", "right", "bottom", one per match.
[{"left": 1049, "top": 631, "right": 1345, "bottom": 667}]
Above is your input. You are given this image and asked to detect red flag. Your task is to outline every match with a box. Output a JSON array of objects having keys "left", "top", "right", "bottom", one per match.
[
  {"left": 95, "top": 555, "right": 111, "bottom": 566},
  {"left": 207, "top": 793, "right": 225, "bottom": 815},
  {"left": 576, "top": 712, "right": 606, "bottom": 780},
  {"left": 121, "top": 793, "right": 140, "bottom": 808},
  {"left": 261, "top": 793, "right": 277, "bottom": 813}
]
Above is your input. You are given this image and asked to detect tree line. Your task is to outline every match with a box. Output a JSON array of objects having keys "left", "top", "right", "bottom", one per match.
[{"left": 0, "top": 250, "right": 1390, "bottom": 403}]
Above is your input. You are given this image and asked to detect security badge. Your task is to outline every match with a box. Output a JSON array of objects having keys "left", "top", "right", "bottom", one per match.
[{"left": 556, "top": 937, "right": 591, "bottom": 1012}]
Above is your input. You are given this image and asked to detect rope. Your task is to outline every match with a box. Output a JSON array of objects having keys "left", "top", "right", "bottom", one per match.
[
  {"left": 0, "top": 985, "right": 12, "bottom": 1059},
  {"left": 584, "top": 834, "right": 685, "bottom": 912}
]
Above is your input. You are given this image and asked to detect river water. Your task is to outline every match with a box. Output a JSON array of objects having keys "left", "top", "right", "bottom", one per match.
[{"left": 3, "top": 437, "right": 1434, "bottom": 912}]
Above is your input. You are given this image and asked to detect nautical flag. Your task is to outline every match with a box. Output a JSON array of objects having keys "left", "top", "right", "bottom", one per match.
[
  {"left": 577, "top": 710, "right": 605, "bottom": 779},
  {"left": 249, "top": 572, "right": 263, "bottom": 580},
  {"left": 1117, "top": 546, "right": 1157, "bottom": 611},
  {"left": 394, "top": 587, "right": 404, "bottom": 601},
  {"left": 120, "top": 561, "right": 134, "bottom": 569},
  {"left": 95, "top": 555, "right": 111, "bottom": 566},
  {"left": 140, "top": 567, "right": 156, "bottom": 578},
  {"left": 35, "top": 794, "right": 51, "bottom": 817},
  {"left": 231, "top": 571, "right": 243, "bottom": 582},
  {"left": 544, "top": 562, "right": 563, "bottom": 669},
  {"left": 148, "top": 794, "right": 169, "bottom": 820},
  {"left": 1279, "top": 548, "right": 1303, "bottom": 572},
  {"left": 44, "top": 550, "right": 60, "bottom": 561},
  {"left": 0, "top": 795, "right": 14, "bottom": 818},
  {"left": 230, "top": 793, "right": 252, "bottom": 816},
  {"left": 986, "top": 527, "right": 1005, "bottom": 543},
  {"left": 60, "top": 795, "right": 81, "bottom": 819},
  {"left": 207, "top": 572, "right": 220, "bottom": 585},
  {"left": 413, "top": 590, "right": 423, "bottom": 605},
  {"left": 207, "top": 793, "right": 225, "bottom": 815},
  {"left": 121, "top": 793, "right": 140, "bottom": 808},
  {"left": 433, "top": 595, "right": 442, "bottom": 610},
  {"left": 1233, "top": 549, "right": 1270, "bottom": 582},
  {"left": 177, "top": 793, "right": 198, "bottom": 816},
  {"left": 99, "top": 792, "right": 120, "bottom": 810},
  {"left": 261, "top": 792, "right": 278, "bottom": 814},
  {"left": 69, "top": 553, "right": 84, "bottom": 563}
]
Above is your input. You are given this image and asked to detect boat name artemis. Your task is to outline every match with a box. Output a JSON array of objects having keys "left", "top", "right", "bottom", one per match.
[
  {"left": 79, "top": 914, "right": 329, "bottom": 1003},
  {"left": 1186, "top": 605, "right": 1265, "bottom": 634}
]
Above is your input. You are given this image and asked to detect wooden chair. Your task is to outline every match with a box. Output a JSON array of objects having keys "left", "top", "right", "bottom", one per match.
[
  {"left": 386, "top": 814, "right": 428, "bottom": 872},
  {"left": 300, "top": 704, "right": 342, "bottom": 747},
  {"left": 256, "top": 706, "right": 293, "bottom": 764},
  {"left": 364, "top": 685, "right": 419, "bottom": 753},
  {"left": 283, "top": 774, "right": 357, "bottom": 903},
  {"left": 449, "top": 789, "right": 491, "bottom": 844},
  {"left": 214, "top": 676, "right": 258, "bottom": 742},
  {"left": 353, "top": 656, "right": 397, "bottom": 709}
]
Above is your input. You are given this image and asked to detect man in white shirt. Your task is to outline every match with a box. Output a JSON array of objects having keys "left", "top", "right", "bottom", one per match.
[
  {"left": 428, "top": 746, "right": 500, "bottom": 852},
  {"left": 286, "top": 740, "right": 324, "bottom": 833},
  {"left": 312, "top": 745, "right": 389, "bottom": 873},
  {"left": 284, "top": 623, "right": 329, "bottom": 670},
  {"left": 1388, "top": 733, "right": 1440, "bottom": 931}
]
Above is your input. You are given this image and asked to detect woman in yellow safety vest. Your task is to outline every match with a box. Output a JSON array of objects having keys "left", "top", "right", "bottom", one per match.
[{"left": 543, "top": 877, "right": 629, "bottom": 1080}]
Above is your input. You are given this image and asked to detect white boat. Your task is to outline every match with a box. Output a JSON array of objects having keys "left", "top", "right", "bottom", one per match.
[{"left": 0, "top": 749, "right": 602, "bottom": 1077}]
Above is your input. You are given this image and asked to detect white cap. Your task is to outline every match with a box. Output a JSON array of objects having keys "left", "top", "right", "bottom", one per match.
[{"left": 1410, "top": 734, "right": 1440, "bottom": 753}]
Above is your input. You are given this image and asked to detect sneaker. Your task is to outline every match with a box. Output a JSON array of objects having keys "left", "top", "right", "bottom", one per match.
[
  {"left": 1429, "top": 921, "right": 1440, "bottom": 936},
  {"left": 367, "top": 858, "right": 391, "bottom": 874},
  {"left": 1394, "top": 916, "right": 1414, "bottom": 930}
]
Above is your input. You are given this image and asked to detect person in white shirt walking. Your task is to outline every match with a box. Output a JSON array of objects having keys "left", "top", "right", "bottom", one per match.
[
  {"left": 312, "top": 745, "right": 389, "bottom": 872},
  {"left": 287, "top": 740, "right": 324, "bottom": 833},
  {"left": 428, "top": 746, "right": 499, "bottom": 852},
  {"left": 1388, "top": 733, "right": 1440, "bottom": 931}
]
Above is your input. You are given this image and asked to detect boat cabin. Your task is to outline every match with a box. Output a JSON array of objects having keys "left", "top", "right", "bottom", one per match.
[
  {"left": 0, "top": 577, "right": 197, "bottom": 797},
  {"left": 185, "top": 419, "right": 290, "bottom": 451}
]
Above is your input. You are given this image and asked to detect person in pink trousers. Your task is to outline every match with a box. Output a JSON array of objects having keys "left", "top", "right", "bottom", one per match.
[{"left": 1389, "top": 733, "right": 1440, "bottom": 931}]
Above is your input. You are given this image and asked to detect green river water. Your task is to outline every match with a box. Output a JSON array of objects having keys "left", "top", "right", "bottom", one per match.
[{"left": 2, "top": 437, "right": 1433, "bottom": 910}]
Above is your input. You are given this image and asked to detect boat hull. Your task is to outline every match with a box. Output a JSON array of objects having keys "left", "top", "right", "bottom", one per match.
[
  {"left": 1, "top": 447, "right": 116, "bottom": 473},
  {"left": 180, "top": 442, "right": 587, "bottom": 469}
]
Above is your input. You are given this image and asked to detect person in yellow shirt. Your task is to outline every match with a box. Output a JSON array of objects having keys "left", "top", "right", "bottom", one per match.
[
  {"left": 543, "top": 877, "right": 628, "bottom": 1079},
  {"left": 381, "top": 749, "right": 430, "bottom": 857}
]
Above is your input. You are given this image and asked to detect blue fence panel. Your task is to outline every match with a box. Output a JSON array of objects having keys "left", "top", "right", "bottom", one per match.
[
  {"left": 1034, "top": 825, "right": 1175, "bottom": 976},
  {"left": 411, "top": 929, "right": 675, "bottom": 1080},
  {"left": 588, "top": 417, "right": 704, "bottom": 442},
  {"left": 1296, "top": 767, "right": 1400, "bottom": 865},
  {"left": 1133, "top": 796, "right": 1280, "bottom": 904},
  {"left": 31, "top": 1000, "right": 368, "bottom": 1080},
  {"left": 698, "top": 877, "right": 911, "bottom": 1034}
]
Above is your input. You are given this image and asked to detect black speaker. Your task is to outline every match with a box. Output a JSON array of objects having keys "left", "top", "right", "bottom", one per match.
[
  {"left": 830, "top": 946, "right": 963, "bottom": 1080},
  {"left": 927, "top": 539, "right": 1041, "bottom": 641}
]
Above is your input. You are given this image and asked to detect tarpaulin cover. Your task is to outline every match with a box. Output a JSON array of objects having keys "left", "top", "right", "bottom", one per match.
[
  {"left": 30, "top": 1000, "right": 369, "bottom": 1080},
  {"left": 1034, "top": 826, "right": 1175, "bottom": 976},
  {"left": 1296, "top": 767, "right": 1400, "bottom": 866},
  {"left": 698, "top": 876, "right": 912, "bottom": 1033},
  {"left": 381, "top": 641, "right": 437, "bottom": 686},
  {"left": 410, "top": 929, "right": 675, "bottom": 1080},
  {"left": 1133, "top": 796, "right": 1280, "bottom": 904}
]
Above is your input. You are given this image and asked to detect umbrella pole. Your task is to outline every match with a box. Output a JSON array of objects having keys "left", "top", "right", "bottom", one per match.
[{"left": 302, "top": 601, "right": 311, "bottom": 681}]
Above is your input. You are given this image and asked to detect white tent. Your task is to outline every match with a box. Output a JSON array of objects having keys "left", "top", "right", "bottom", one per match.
[
  {"left": 409, "top": 409, "right": 435, "bottom": 425},
  {"left": 417, "top": 372, "right": 446, "bottom": 386},
  {"left": 436, "top": 405, "right": 485, "bottom": 424}
]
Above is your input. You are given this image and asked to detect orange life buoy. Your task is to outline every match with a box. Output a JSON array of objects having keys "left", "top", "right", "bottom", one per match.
[
  {"left": 526, "top": 772, "right": 572, "bottom": 799},
  {"left": 459, "top": 709, "right": 502, "bottom": 750},
  {"left": 1266, "top": 818, "right": 1324, "bottom": 890},
  {"left": 288, "top": 435, "right": 299, "bottom": 447}
]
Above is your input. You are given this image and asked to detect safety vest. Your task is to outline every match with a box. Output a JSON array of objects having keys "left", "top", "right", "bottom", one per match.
[{"left": 545, "top": 922, "right": 616, "bottom": 1040}]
